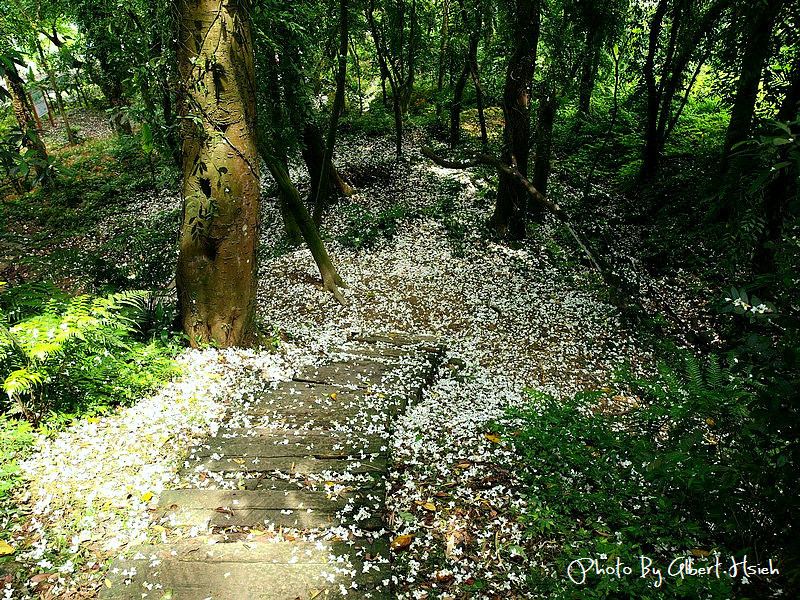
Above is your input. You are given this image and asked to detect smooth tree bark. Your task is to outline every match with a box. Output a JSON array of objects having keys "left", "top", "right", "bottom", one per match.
[
  {"left": 491, "top": 0, "right": 541, "bottom": 237},
  {"left": 721, "top": 0, "right": 785, "bottom": 173},
  {"left": 175, "top": 0, "right": 260, "bottom": 347},
  {"left": 4, "top": 62, "right": 49, "bottom": 185},
  {"left": 265, "top": 158, "right": 347, "bottom": 304}
]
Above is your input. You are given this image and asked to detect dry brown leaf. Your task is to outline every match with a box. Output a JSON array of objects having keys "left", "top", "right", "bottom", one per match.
[{"left": 391, "top": 534, "right": 414, "bottom": 550}]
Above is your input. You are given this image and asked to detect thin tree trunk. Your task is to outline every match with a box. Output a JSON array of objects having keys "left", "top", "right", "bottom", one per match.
[
  {"left": 435, "top": 0, "right": 450, "bottom": 120},
  {"left": 532, "top": 87, "right": 556, "bottom": 197},
  {"left": 36, "top": 40, "right": 77, "bottom": 145},
  {"left": 640, "top": 0, "right": 668, "bottom": 180},
  {"left": 175, "top": 0, "right": 260, "bottom": 348},
  {"left": 350, "top": 40, "right": 363, "bottom": 115},
  {"left": 367, "top": 0, "right": 403, "bottom": 157},
  {"left": 721, "top": 0, "right": 784, "bottom": 173},
  {"left": 313, "top": 0, "right": 349, "bottom": 226},
  {"left": 576, "top": 27, "right": 599, "bottom": 123},
  {"left": 449, "top": 63, "right": 468, "bottom": 147},
  {"left": 752, "top": 60, "right": 800, "bottom": 277},
  {"left": 458, "top": 0, "right": 487, "bottom": 146},
  {"left": 266, "top": 159, "right": 347, "bottom": 304}
]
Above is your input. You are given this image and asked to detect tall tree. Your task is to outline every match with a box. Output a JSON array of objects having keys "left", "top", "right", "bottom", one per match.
[
  {"left": 312, "top": 0, "right": 349, "bottom": 225},
  {"left": 640, "top": 0, "right": 732, "bottom": 180},
  {"left": 2, "top": 54, "right": 49, "bottom": 185},
  {"left": 175, "top": 0, "right": 260, "bottom": 347},
  {"left": 491, "top": 0, "right": 541, "bottom": 237},
  {"left": 721, "top": 0, "right": 785, "bottom": 173},
  {"left": 366, "top": 0, "right": 419, "bottom": 157}
]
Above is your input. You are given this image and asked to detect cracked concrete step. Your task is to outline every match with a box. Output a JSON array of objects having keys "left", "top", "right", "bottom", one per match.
[
  {"left": 158, "top": 489, "right": 384, "bottom": 530},
  {"left": 101, "top": 539, "right": 391, "bottom": 600}
]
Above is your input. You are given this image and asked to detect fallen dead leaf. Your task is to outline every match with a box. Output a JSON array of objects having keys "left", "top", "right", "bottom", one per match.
[{"left": 391, "top": 534, "right": 414, "bottom": 550}]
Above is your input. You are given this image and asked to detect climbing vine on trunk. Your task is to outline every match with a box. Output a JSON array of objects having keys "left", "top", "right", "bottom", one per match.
[{"left": 175, "top": 0, "right": 260, "bottom": 348}]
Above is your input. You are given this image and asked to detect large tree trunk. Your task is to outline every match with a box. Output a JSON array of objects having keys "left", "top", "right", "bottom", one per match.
[
  {"left": 175, "top": 0, "right": 260, "bottom": 348},
  {"left": 492, "top": 0, "right": 541, "bottom": 237},
  {"left": 721, "top": 0, "right": 784, "bottom": 173},
  {"left": 5, "top": 64, "right": 49, "bottom": 185}
]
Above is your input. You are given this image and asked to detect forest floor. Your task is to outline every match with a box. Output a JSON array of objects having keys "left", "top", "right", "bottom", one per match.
[{"left": 1, "top": 112, "right": 732, "bottom": 599}]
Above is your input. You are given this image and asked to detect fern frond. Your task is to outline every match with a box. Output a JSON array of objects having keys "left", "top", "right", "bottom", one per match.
[{"left": 3, "top": 367, "right": 42, "bottom": 399}]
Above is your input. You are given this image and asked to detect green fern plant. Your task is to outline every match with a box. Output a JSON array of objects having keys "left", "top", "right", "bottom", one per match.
[{"left": 0, "top": 290, "right": 168, "bottom": 425}]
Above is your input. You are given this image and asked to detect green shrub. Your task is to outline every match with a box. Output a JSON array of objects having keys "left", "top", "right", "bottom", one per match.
[
  {"left": 337, "top": 203, "right": 409, "bottom": 249},
  {"left": 0, "top": 414, "right": 34, "bottom": 506},
  {"left": 0, "top": 288, "right": 180, "bottom": 425},
  {"left": 500, "top": 349, "right": 797, "bottom": 598}
]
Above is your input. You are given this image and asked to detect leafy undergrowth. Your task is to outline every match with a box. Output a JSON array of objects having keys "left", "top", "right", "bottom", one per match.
[{"left": 0, "top": 133, "right": 179, "bottom": 293}]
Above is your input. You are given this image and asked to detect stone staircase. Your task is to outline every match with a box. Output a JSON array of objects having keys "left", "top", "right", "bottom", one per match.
[{"left": 101, "top": 333, "right": 442, "bottom": 600}]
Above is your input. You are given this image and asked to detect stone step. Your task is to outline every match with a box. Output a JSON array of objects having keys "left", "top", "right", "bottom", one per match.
[
  {"left": 295, "top": 359, "right": 395, "bottom": 388},
  {"left": 230, "top": 382, "right": 398, "bottom": 430},
  {"left": 190, "top": 454, "right": 388, "bottom": 476},
  {"left": 349, "top": 331, "right": 441, "bottom": 350},
  {"left": 190, "top": 431, "right": 388, "bottom": 460},
  {"left": 158, "top": 489, "right": 384, "bottom": 530},
  {"left": 101, "top": 539, "right": 391, "bottom": 600},
  {"left": 100, "top": 334, "right": 443, "bottom": 600},
  {"left": 186, "top": 471, "right": 387, "bottom": 494}
]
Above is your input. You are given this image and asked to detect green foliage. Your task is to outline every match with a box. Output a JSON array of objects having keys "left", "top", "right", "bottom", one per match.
[
  {"left": 337, "top": 203, "right": 409, "bottom": 249},
  {"left": 500, "top": 348, "right": 798, "bottom": 598},
  {"left": 0, "top": 414, "right": 34, "bottom": 506},
  {"left": 0, "top": 287, "right": 180, "bottom": 426}
]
